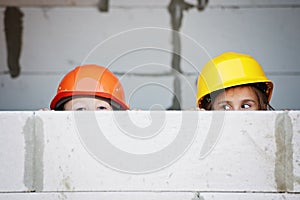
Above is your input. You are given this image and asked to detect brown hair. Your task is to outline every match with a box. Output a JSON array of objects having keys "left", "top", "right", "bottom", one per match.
[{"left": 200, "top": 83, "right": 274, "bottom": 110}]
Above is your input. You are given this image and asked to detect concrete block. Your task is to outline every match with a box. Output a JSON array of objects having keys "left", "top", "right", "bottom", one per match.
[
  {"left": 36, "top": 111, "right": 281, "bottom": 192},
  {"left": 199, "top": 193, "right": 300, "bottom": 200},
  {"left": 1, "top": 111, "right": 298, "bottom": 193},
  {"left": 0, "top": 75, "right": 61, "bottom": 111},
  {"left": 182, "top": 7, "right": 300, "bottom": 73},
  {"left": 0, "top": 0, "right": 170, "bottom": 7},
  {"left": 268, "top": 76, "right": 300, "bottom": 110},
  {"left": 186, "top": 111, "right": 279, "bottom": 191},
  {"left": 0, "top": 192, "right": 193, "bottom": 200},
  {"left": 0, "top": 111, "right": 34, "bottom": 192},
  {"left": 289, "top": 111, "right": 300, "bottom": 192},
  {"left": 0, "top": 192, "right": 299, "bottom": 200},
  {"left": 121, "top": 75, "right": 174, "bottom": 110}
]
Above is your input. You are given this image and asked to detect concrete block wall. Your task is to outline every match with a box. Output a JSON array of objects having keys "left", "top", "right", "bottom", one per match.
[
  {"left": 0, "top": 0, "right": 300, "bottom": 110},
  {"left": 0, "top": 111, "right": 299, "bottom": 199}
]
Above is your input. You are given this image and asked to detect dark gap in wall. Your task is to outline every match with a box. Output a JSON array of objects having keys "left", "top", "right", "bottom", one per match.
[
  {"left": 4, "top": 6, "right": 23, "bottom": 78},
  {"left": 167, "top": 0, "right": 208, "bottom": 110},
  {"left": 98, "top": 0, "right": 109, "bottom": 12}
]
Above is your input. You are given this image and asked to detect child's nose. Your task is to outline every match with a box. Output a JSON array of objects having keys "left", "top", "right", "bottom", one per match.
[{"left": 233, "top": 105, "right": 241, "bottom": 111}]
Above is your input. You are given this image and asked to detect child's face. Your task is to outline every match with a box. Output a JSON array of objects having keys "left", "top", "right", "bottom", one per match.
[
  {"left": 211, "top": 86, "right": 259, "bottom": 111},
  {"left": 64, "top": 97, "right": 113, "bottom": 111}
]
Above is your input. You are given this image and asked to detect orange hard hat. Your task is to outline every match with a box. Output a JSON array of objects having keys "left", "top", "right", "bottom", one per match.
[{"left": 50, "top": 64, "right": 129, "bottom": 110}]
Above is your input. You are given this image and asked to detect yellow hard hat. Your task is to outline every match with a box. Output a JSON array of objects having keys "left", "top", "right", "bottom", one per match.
[{"left": 197, "top": 52, "right": 273, "bottom": 108}]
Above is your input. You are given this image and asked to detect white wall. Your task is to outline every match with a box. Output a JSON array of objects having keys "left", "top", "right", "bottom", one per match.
[
  {"left": 0, "top": 111, "right": 299, "bottom": 199},
  {"left": 0, "top": 0, "right": 300, "bottom": 110}
]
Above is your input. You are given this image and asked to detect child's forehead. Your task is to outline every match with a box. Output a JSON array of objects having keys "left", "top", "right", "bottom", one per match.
[
  {"left": 67, "top": 97, "right": 112, "bottom": 106},
  {"left": 70, "top": 96, "right": 109, "bottom": 102},
  {"left": 219, "top": 86, "right": 258, "bottom": 99}
]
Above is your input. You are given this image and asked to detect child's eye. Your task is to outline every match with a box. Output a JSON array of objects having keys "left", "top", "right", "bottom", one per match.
[
  {"left": 97, "top": 106, "right": 108, "bottom": 110},
  {"left": 76, "top": 107, "right": 86, "bottom": 111},
  {"left": 222, "top": 105, "right": 231, "bottom": 110},
  {"left": 241, "top": 104, "right": 251, "bottom": 109}
]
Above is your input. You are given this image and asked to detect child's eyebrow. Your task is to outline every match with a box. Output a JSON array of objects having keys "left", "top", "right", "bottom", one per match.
[
  {"left": 241, "top": 99, "right": 257, "bottom": 103},
  {"left": 216, "top": 100, "right": 231, "bottom": 105}
]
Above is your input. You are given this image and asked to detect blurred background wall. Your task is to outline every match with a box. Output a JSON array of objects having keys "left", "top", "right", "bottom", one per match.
[{"left": 0, "top": 0, "right": 299, "bottom": 110}]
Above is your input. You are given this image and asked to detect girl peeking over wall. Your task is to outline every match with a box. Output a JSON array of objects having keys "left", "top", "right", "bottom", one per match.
[
  {"left": 197, "top": 52, "right": 274, "bottom": 111},
  {"left": 50, "top": 64, "right": 129, "bottom": 111}
]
